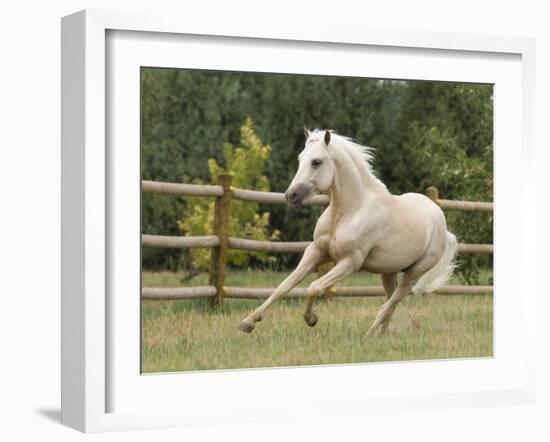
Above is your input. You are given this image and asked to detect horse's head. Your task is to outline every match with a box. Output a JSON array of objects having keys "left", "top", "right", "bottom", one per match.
[{"left": 285, "top": 128, "right": 334, "bottom": 209}]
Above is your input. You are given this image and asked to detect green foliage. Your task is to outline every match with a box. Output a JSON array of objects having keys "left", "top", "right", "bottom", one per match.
[
  {"left": 401, "top": 83, "right": 493, "bottom": 283},
  {"left": 179, "top": 118, "right": 280, "bottom": 269}
]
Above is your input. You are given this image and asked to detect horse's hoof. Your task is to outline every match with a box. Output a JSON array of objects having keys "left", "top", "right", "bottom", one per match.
[
  {"left": 304, "top": 313, "right": 318, "bottom": 327},
  {"left": 238, "top": 321, "right": 255, "bottom": 334}
]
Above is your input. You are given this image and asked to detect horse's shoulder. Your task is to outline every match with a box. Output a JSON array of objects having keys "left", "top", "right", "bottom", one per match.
[{"left": 312, "top": 209, "right": 332, "bottom": 244}]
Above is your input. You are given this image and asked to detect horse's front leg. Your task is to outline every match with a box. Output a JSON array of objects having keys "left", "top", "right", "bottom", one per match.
[
  {"left": 303, "top": 255, "right": 361, "bottom": 327},
  {"left": 238, "top": 243, "right": 326, "bottom": 333}
]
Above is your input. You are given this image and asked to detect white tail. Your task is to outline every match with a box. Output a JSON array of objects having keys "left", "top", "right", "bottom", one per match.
[{"left": 412, "top": 232, "right": 458, "bottom": 296}]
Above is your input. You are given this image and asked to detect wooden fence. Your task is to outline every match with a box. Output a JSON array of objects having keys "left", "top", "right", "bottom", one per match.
[{"left": 142, "top": 176, "right": 493, "bottom": 306}]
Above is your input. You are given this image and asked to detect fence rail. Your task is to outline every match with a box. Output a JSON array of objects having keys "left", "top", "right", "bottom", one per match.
[
  {"left": 142, "top": 234, "right": 220, "bottom": 249},
  {"left": 227, "top": 237, "right": 310, "bottom": 254},
  {"left": 142, "top": 178, "right": 494, "bottom": 305},
  {"left": 438, "top": 199, "right": 493, "bottom": 212},
  {"left": 142, "top": 286, "right": 217, "bottom": 300},
  {"left": 142, "top": 180, "right": 223, "bottom": 197},
  {"left": 142, "top": 284, "right": 493, "bottom": 300},
  {"left": 231, "top": 187, "right": 329, "bottom": 206},
  {"left": 142, "top": 234, "right": 493, "bottom": 255},
  {"left": 457, "top": 243, "right": 493, "bottom": 254}
]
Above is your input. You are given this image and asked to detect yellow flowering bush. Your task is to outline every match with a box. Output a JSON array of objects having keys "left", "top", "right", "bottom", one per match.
[{"left": 179, "top": 118, "right": 280, "bottom": 268}]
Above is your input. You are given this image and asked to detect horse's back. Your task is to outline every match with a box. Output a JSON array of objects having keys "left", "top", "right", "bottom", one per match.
[{"left": 393, "top": 192, "right": 446, "bottom": 225}]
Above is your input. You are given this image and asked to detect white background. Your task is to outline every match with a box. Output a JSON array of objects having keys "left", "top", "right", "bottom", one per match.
[{"left": 0, "top": 1, "right": 548, "bottom": 441}]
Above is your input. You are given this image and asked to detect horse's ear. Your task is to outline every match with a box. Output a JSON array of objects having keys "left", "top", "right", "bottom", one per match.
[
  {"left": 303, "top": 127, "right": 310, "bottom": 139},
  {"left": 324, "top": 130, "right": 331, "bottom": 146}
]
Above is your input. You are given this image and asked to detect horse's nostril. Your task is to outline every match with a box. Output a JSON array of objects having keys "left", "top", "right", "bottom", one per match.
[{"left": 285, "top": 190, "right": 297, "bottom": 202}]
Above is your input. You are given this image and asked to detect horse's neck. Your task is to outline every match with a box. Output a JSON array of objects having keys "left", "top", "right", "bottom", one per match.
[{"left": 329, "top": 150, "right": 390, "bottom": 213}]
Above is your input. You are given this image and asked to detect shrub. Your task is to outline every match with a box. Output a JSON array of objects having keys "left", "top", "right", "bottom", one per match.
[{"left": 179, "top": 118, "right": 280, "bottom": 269}]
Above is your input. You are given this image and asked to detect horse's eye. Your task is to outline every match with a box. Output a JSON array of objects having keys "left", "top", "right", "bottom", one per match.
[{"left": 311, "top": 159, "right": 322, "bottom": 167}]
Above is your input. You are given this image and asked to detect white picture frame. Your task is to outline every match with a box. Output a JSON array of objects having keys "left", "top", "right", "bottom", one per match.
[{"left": 61, "top": 9, "right": 537, "bottom": 433}]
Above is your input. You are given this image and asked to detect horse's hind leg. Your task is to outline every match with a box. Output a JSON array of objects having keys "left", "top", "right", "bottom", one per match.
[
  {"left": 378, "top": 273, "right": 398, "bottom": 330},
  {"left": 367, "top": 270, "right": 420, "bottom": 336},
  {"left": 381, "top": 273, "right": 397, "bottom": 299}
]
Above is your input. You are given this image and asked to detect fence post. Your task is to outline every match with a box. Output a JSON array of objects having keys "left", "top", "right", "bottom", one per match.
[
  {"left": 209, "top": 173, "right": 232, "bottom": 308},
  {"left": 426, "top": 186, "right": 440, "bottom": 205}
]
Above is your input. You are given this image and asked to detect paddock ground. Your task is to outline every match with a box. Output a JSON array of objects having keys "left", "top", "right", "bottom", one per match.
[{"left": 141, "top": 270, "right": 493, "bottom": 373}]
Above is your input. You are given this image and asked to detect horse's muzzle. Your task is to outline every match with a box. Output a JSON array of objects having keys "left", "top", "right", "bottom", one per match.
[{"left": 284, "top": 183, "right": 311, "bottom": 209}]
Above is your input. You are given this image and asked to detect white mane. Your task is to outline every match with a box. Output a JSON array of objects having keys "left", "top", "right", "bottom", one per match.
[{"left": 307, "top": 129, "right": 386, "bottom": 189}]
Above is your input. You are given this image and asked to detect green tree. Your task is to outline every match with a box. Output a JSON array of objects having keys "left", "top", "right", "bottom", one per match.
[
  {"left": 400, "top": 83, "right": 493, "bottom": 283},
  {"left": 179, "top": 118, "right": 280, "bottom": 269}
]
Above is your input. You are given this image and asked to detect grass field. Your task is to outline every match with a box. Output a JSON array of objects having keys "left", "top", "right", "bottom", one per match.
[{"left": 141, "top": 270, "right": 493, "bottom": 373}]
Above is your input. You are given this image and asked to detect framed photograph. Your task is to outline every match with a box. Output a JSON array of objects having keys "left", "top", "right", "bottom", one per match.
[{"left": 61, "top": 9, "right": 537, "bottom": 433}]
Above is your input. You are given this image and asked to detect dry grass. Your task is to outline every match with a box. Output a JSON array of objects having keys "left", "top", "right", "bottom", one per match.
[{"left": 141, "top": 270, "right": 493, "bottom": 373}]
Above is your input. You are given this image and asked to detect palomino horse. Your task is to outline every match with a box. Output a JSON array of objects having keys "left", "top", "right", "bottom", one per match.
[{"left": 238, "top": 129, "right": 458, "bottom": 336}]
